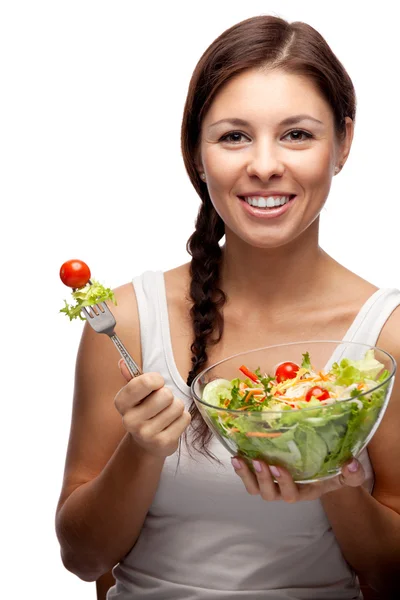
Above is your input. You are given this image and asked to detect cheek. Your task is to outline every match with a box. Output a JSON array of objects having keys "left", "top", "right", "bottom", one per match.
[
  {"left": 203, "top": 145, "right": 243, "bottom": 186},
  {"left": 291, "top": 145, "right": 333, "bottom": 182}
]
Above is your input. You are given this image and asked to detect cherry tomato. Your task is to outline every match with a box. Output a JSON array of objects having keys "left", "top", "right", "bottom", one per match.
[
  {"left": 275, "top": 362, "right": 299, "bottom": 383},
  {"left": 60, "top": 259, "right": 91, "bottom": 289},
  {"left": 305, "top": 386, "right": 330, "bottom": 402}
]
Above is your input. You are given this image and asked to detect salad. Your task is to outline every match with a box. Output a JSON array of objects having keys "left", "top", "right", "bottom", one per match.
[
  {"left": 59, "top": 259, "right": 116, "bottom": 321},
  {"left": 201, "top": 350, "right": 390, "bottom": 480}
]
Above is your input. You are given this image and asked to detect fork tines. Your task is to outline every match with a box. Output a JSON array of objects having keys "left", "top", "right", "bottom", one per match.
[{"left": 83, "top": 302, "right": 107, "bottom": 319}]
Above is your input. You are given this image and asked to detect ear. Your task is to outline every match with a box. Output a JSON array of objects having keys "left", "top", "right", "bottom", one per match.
[
  {"left": 194, "top": 144, "right": 204, "bottom": 177},
  {"left": 337, "top": 117, "right": 354, "bottom": 169}
]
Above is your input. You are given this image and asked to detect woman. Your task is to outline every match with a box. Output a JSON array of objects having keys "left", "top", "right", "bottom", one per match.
[{"left": 55, "top": 15, "right": 400, "bottom": 599}]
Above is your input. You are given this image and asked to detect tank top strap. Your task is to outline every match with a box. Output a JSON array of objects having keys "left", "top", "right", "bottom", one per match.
[
  {"left": 324, "top": 288, "right": 400, "bottom": 370},
  {"left": 132, "top": 270, "right": 192, "bottom": 400},
  {"left": 132, "top": 270, "right": 166, "bottom": 376}
]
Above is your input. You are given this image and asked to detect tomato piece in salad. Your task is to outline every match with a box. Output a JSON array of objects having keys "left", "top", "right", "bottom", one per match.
[
  {"left": 275, "top": 361, "right": 299, "bottom": 383},
  {"left": 305, "top": 386, "right": 330, "bottom": 402}
]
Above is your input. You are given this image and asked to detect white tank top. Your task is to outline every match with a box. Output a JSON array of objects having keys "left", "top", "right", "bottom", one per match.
[{"left": 107, "top": 271, "right": 400, "bottom": 600}]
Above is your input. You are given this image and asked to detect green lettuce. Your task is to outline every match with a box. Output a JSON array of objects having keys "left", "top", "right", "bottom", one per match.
[
  {"left": 301, "top": 352, "right": 312, "bottom": 370},
  {"left": 330, "top": 349, "right": 384, "bottom": 385},
  {"left": 60, "top": 279, "right": 117, "bottom": 321}
]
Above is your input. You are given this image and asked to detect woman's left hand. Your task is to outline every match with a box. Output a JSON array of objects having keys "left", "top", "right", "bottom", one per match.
[{"left": 231, "top": 456, "right": 365, "bottom": 502}]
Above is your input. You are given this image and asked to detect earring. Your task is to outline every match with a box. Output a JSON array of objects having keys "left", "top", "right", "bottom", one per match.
[
  {"left": 335, "top": 164, "right": 343, "bottom": 173},
  {"left": 200, "top": 173, "right": 206, "bottom": 181}
]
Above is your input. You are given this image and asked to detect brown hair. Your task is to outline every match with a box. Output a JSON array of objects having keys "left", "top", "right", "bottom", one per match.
[{"left": 179, "top": 14, "right": 356, "bottom": 464}]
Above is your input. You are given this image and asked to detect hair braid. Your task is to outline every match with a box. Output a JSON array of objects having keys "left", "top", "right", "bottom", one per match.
[{"left": 180, "top": 195, "right": 227, "bottom": 463}]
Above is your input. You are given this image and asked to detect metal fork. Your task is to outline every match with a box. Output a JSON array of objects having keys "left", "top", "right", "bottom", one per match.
[{"left": 77, "top": 280, "right": 142, "bottom": 378}]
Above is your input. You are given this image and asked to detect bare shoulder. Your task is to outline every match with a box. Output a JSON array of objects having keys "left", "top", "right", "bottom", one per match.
[
  {"left": 164, "top": 262, "right": 191, "bottom": 297},
  {"left": 56, "top": 280, "right": 142, "bottom": 512},
  {"left": 163, "top": 262, "right": 192, "bottom": 319},
  {"left": 367, "top": 302, "right": 400, "bottom": 513},
  {"left": 328, "top": 260, "right": 379, "bottom": 303}
]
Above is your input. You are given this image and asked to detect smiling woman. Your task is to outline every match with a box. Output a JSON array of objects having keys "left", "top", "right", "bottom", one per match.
[{"left": 56, "top": 14, "right": 400, "bottom": 600}]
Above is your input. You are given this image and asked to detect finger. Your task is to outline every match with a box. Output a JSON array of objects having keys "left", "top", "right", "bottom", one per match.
[
  {"left": 132, "top": 386, "right": 175, "bottom": 420},
  {"left": 339, "top": 458, "right": 365, "bottom": 487},
  {"left": 118, "top": 359, "right": 132, "bottom": 382},
  {"left": 157, "top": 410, "right": 192, "bottom": 441},
  {"left": 249, "top": 460, "right": 281, "bottom": 501},
  {"left": 267, "top": 465, "right": 300, "bottom": 503},
  {"left": 114, "top": 372, "right": 165, "bottom": 414},
  {"left": 231, "top": 457, "right": 261, "bottom": 496},
  {"left": 141, "top": 398, "right": 186, "bottom": 436}
]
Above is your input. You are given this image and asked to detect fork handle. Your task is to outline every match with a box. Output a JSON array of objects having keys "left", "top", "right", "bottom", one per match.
[{"left": 110, "top": 334, "right": 142, "bottom": 378}]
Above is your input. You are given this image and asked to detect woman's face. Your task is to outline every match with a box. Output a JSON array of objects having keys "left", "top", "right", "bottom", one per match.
[{"left": 197, "top": 68, "right": 353, "bottom": 249}]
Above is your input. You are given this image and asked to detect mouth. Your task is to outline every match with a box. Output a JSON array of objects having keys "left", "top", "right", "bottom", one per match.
[{"left": 238, "top": 194, "right": 296, "bottom": 209}]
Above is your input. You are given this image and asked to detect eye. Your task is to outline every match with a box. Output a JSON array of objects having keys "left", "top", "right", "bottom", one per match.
[
  {"left": 219, "top": 131, "right": 250, "bottom": 144},
  {"left": 283, "top": 129, "right": 313, "bottom": 142},
  {"left": 218, "top": 129, "right": 314, "bottom": 144}
]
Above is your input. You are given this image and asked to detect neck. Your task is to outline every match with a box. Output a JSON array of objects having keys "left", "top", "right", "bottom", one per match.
[{"left": 220, "top": 219, "right": 334, "bottom": 312}]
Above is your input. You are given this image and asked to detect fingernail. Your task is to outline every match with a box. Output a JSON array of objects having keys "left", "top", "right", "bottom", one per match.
[
  {"left": 348, "top": 459, "right": 359, "bottom": 473},
  {"left": 118, "top": 359, "right": 124, "bottom": 369},
  {"left": 269, "top": 465, "right": 281, "bottom": 478},
  {"left": 231, "top": 458, "right": 242, "bottom": 469},
  {"left": 252, "top": 460, "right": 262, "bottom": 473}
]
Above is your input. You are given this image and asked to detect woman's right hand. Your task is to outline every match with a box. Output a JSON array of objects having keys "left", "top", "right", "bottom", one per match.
[{"left": 114, "top": 359, "right": 192, "bottom": 457}]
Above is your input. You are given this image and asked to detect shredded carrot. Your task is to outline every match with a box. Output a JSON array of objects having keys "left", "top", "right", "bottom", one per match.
[
  {"left": 239, "top": 365, "right": 260, "bottom": 383},
  {"left": 357, "top": 383, "right": 365, "bottom": 390},
  {"left": 230, "top": 428, "right": 240, "bottom": 432},
  {"left": 245, "top": 431, "right": 282, "bottom": 438},
  {"left": 244, "top": 389, "right": 261, "bottom": 402}
]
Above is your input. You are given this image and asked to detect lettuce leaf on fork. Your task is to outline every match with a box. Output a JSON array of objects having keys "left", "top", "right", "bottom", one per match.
[{"left": 60, "top": 279, "right": 117, "bottom": 321}]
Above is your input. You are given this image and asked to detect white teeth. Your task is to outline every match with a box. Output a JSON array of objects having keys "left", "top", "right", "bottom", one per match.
[{"left": 244, "top": 196, "right": 290, "bottom": 208}]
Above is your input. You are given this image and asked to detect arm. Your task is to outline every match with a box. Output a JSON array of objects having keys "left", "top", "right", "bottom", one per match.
[
  {"left": 321, "top": 484, "right": 400, "bottom": 592},
  {"left": 57, "top": 433, "right": 165, "bottom": 581},
  {"left": 55, "top": 283, "right": 165, "bottom": 582},
  {"left": 321, "top": 307, "right": 400, "bottom": 594},
  {"left": 96, "top": 570, "right": 116, "bottom": 600}
]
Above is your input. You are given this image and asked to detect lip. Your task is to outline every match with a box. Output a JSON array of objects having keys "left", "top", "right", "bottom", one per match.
[
  {"left": 239, "top": 195, "right": 297, "bottom": 219},
  {"left": 239, "top": 192, "right": 296, "bottom": 198}
]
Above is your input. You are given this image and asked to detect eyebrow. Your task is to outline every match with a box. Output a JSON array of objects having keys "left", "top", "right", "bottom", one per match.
[{"left": 208, "top": 114, "right": 324, "bottom": 129}]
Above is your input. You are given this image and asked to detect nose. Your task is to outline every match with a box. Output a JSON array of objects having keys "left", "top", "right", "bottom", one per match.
[{"left": 245, "top": 139, "right": 285, "bottom": 180}]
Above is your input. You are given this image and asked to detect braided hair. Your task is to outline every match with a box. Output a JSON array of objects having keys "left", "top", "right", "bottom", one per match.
[{"left": 180, "top": 195, "right": 227, "bottom": 463}]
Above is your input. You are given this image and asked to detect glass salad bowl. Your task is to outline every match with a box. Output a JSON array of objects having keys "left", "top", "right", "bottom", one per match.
[{"left": 191, "top": 340, "right": 396, "bottom": 483}]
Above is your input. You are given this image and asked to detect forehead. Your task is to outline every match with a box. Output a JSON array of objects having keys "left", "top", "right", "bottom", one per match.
[{"left": 203, "top": 68, "right": 333, "bottom": 127}]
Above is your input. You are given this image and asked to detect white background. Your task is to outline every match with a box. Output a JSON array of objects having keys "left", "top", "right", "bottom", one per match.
[{"left": 1, "top": 1, "right": 399, "bottom": 598}]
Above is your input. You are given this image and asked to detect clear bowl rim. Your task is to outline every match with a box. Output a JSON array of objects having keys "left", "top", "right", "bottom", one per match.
[{"left": 190, "top": 339, "right": 397, "bottom": 414}]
